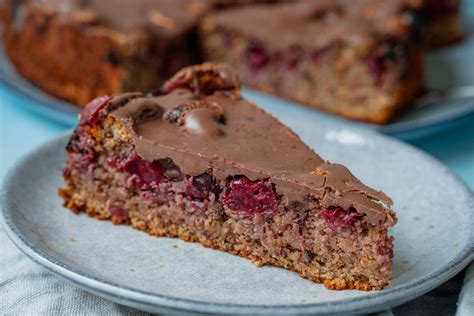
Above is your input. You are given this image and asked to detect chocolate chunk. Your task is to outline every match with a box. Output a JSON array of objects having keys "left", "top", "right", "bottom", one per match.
[
  {"left": 164, "top": 99, "right": 225, "bottom": 125},
  {"left": 106, "top": 51, "right": 119, "bottom": 66},
  {"left": 305, "top": 250, "right": 316, "bottom": 263}
]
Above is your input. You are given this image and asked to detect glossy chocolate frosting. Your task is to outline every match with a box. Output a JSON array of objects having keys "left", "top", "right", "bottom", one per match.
[{"left": 106, "top": 63, "right": 394, "bottom": 226}]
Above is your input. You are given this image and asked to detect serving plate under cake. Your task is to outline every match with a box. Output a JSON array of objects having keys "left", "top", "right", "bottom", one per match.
[{"left": 2, "top": 119, "right": 472, "bottom": 314}]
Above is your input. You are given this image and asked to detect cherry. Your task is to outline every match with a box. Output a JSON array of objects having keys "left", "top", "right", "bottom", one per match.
[
  {"left": 79, "top": 95, "right": 110, "bottom": 125},
  {"left": 246, "top": 42, "right": 270, "bottom": 72},
  {"left": 320, "top": 206, "right": 363, "bottom": 230},
  {"left": 222, "top": 176, "right": 279, "bottom": 215}
]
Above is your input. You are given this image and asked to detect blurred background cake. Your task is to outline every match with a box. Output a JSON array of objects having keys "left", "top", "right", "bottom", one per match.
[
  {"left": 0, "top": 0, "right": 464, "bottom": 123},
  {"left": 1, "top": 0, "right": 208, "bottom": 106}
]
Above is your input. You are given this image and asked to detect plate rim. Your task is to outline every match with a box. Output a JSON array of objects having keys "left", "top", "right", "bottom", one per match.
[{"left": 1, "top": 131, "right": 473, "bottom": 315}]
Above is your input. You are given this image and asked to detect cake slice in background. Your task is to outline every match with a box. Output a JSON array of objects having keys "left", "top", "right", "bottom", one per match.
[
  {"left": 60, "top": 63, "right": 397, "bottom": 290},
  {"left": 0, "top": 0, "right": 208, "bottom": 106},
  {"left": 200, "top": 0, "right": 425, "bottom": 124}
]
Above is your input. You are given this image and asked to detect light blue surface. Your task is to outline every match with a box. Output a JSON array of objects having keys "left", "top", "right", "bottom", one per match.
[{"left": 1, "top": 81, "right": 473, "bottom": 190}]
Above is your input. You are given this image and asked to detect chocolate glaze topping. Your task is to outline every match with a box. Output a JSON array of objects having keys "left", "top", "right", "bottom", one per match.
[{"left": 107, "top": 63, "right": 394, "bottom": 226}]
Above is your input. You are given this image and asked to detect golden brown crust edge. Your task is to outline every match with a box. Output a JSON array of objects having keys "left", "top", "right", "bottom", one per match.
[
  {"left": 2, "top": 2, "right": 124, "bottom": 106},
  {"left": 59, "top": 185, "right": 387, "bottom": 292}
]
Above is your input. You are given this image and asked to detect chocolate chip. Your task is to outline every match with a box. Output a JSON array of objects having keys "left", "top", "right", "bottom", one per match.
[
  {"left": 125, "top": 99, "right": 164, "bottom": 124},
  {"left": 107, "top": 93, "right": 143, "bottom": 113},
  {"left": 164, "top": 106, "right": 185, "bottom": 124},
  {"left": 134, "top": 106, "right": 164, "bottom": 123},
  {"left": 164, "top": 100, "right": 225, "bottom": 127},
  {"left": 159, "top": 158, "right": 182, "bottom": 181},
  {"left": 106, "top": 51, "right": 119, "bottom": 66},
  {"left": 35, "top": 25, "right": 47, "bottom": 36},
  {"left": 305, "top": 250, "right": 316, "bottom": 263}
]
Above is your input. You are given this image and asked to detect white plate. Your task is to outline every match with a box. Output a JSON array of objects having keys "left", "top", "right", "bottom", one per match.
[{"left": 2, "top": 120, "right": 473, "bottom": 315}]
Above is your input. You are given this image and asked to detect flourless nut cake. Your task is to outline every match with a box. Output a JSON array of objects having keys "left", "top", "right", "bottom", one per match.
[
  {"left": 200, "top": 0, "right": 425, "bottom": 124},
  {"left": 60, "top": 63, "right": 397, "bottom": 291}
]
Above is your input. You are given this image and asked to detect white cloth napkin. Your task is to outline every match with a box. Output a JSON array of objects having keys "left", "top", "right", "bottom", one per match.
[
  {"left": 1, "top": 222, "right": 472, "bottom": 316},
  {"left": 457, "top": 263, "right": 474, "bottom": 316}
]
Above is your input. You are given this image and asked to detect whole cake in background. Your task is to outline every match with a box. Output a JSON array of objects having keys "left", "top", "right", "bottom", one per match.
[
  {"left": 0, "top": 0, "right": 209, "bottom": 106},
  {"left": 60, "top": 63, "right": 397, "bottom": 291}
]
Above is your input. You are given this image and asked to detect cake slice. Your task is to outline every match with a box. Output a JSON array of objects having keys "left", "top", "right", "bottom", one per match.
[
  {"left": 60, "top": 63, "right": 396, "bottom": 291},
  {"left": 200, "top": 0, "right": 424, "bottom": 124},
  {"left": 0, "top": 0, "right": 208, "bottom": 106}
]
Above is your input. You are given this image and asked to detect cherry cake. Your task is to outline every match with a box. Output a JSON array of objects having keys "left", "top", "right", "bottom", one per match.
[
  {"left": 60, "top": 63, "right": 397, "bottom": 291},
  {"left": 1, "top": 0, "right": 208, "bottom": 106},
  {"left": 200, "top": 0, "right": 425, "bottom": 124}
]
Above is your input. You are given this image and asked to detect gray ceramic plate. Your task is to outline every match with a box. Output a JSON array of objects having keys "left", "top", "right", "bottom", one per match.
[
  {"left": 2, "top": 120, "right": 473, "bottom": 315},
  {"left": 1, "top": 11, "right": 474, "bottom": 138}
]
